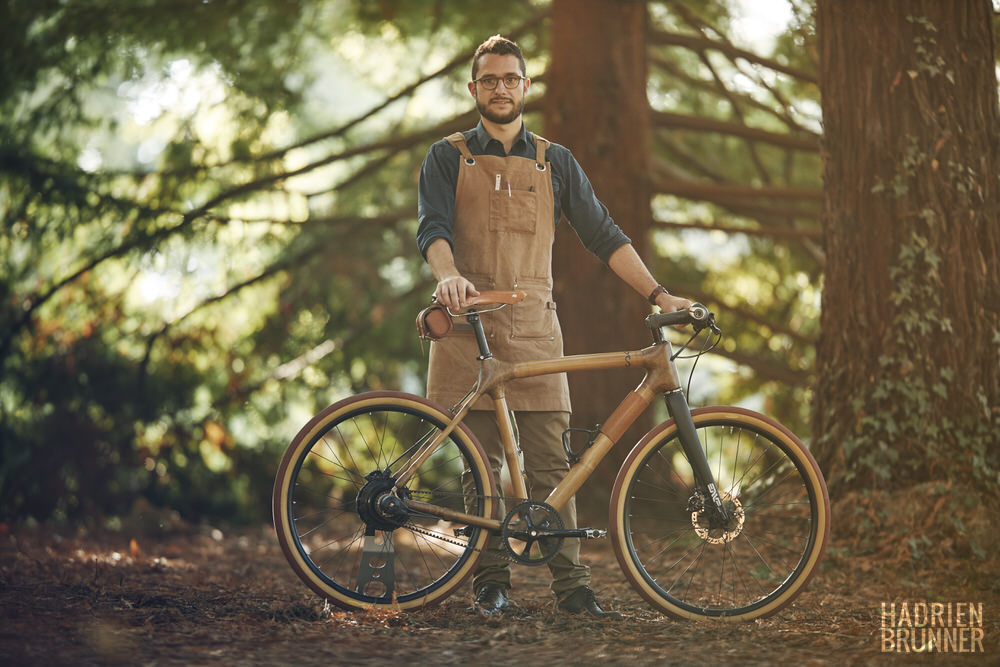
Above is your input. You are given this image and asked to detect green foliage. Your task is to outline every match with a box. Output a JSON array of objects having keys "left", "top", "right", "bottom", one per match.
[
  {"left": 2, "top": 0, "right": 366, "bottom": 522},
  {"left": 1, "top": 0, "right": 830, "bottom": 524},
  {"left": 839, "top": 193, "right": 1000, "bottom": 490},
  {"left": 646, "top": 0, "right": 822, "bottom": 437}
]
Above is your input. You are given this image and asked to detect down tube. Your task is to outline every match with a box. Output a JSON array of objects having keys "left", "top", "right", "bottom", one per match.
[{"left": 662, "top": 390, "right": 727, "bottom": 514}]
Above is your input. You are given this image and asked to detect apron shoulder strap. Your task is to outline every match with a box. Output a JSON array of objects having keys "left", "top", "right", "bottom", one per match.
[
  {"left": 445, "top": 132, "right": 476, "bottom": 163},
  {"left": 529, "top": 132, "right": 550, "bottom": 166}
]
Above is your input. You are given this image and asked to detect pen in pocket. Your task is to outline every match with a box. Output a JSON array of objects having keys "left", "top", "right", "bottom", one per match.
[{"left": 495, "top": 174, "right": 501, "bottom": 191}]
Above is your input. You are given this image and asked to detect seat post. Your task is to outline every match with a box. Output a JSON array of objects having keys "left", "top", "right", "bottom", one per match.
[{"left": 465, "top": 310, "right": 492, "bottom": 360}]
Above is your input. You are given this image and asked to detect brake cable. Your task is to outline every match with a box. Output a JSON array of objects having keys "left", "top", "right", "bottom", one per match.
[{"left": 670, "top": 324, "right": 723, "bottom": 399}]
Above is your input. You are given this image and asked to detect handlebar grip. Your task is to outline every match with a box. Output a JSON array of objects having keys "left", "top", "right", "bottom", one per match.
[{"left": 645, "top": 303, "right": 712, "bottom": 330}]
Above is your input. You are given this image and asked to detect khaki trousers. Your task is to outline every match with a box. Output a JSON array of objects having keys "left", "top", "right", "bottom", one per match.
[{"left": 462, "top": 410, "right": 590, "bottom": 598}]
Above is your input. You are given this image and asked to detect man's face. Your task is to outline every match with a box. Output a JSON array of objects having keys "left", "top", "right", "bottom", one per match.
[{"left": 468, "top": 53, "right": 529, "bottom": 125}]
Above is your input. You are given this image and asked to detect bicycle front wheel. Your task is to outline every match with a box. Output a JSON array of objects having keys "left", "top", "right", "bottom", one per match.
[
  {"left": 273, "top": 391, "right": 498, "bottom": 611},
  {"left": 610, "top": 406, "right": 830, "bottom": 621}
]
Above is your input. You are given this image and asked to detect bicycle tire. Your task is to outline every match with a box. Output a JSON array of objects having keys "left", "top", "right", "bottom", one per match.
[
  {"left": 273, "top": 391, "right": 498, "bottom": 610},
  {"left": 610, "top": 406, "right": 830, "bottom": 621}
]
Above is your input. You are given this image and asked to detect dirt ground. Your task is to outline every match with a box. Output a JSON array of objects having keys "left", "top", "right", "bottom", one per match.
[{"left": 1, "top": 521, "right": 997, "bottom": 666}]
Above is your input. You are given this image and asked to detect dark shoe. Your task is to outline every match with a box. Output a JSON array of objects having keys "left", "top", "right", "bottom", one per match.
[
  {"left": 473, "top": 584, "right": 509, "bottom": 615},
  {"left": 557, "top": 586, "right": 623, "bottom": 620}
]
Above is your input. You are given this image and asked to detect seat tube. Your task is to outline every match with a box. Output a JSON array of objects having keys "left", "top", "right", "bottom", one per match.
[
  {"left": 662, "top": 389, "right": 729, "bottom": 519},
  {"left": 494, "top": 397, "right": 528, "bottom": 500},
  {"left": 465, "top": 311, "right": 493, "bottom": 359}
]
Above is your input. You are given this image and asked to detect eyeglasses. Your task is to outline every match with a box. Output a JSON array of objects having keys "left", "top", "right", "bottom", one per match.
[{"left": 473, "top": 75, "right": 525, "bottom": 90}]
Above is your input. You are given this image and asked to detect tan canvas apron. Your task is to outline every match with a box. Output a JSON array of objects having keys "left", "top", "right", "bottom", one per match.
[{"left": 427, "top": 132, "right": 571, "bottom": 412}]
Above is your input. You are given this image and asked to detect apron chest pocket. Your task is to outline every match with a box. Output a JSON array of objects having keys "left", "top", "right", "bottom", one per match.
[{"left": 490, "top": 189, "right": 537, "bottom": 234}]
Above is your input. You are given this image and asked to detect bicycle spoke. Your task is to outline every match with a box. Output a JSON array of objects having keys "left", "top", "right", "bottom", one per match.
[
  {"left": 384, "top": 420, "right": 439, "bottom": 472},
  {"left": 315, "top": 432, "right": 366, "bottom": 487},
  {"left": 276, "top": 399, "right": 491, "bottom": 609},
  {"left": 617, "top": 414, "right": 827, "bottom": 619},
  {"left": 351, "top": 417, "right": 380, "bottom": 469},
  {"left": 725, "top": 540, "right": 766, "bottom": 602}
]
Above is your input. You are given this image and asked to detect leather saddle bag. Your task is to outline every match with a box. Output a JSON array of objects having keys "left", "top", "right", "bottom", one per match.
[{"left": 416, "top": 303, "right": 453, "bottom": 341}]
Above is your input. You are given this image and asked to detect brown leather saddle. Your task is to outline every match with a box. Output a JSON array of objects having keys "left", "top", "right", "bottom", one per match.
[{"left": 416, "top": 290, "right": 525, "bottom": 341}]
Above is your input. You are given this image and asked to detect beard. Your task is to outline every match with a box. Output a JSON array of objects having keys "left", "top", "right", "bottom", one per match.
[{"left": 476, "top": 95, "right": 525, "bottom": 125}]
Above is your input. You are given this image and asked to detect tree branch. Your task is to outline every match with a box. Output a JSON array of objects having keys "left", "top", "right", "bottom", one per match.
[
  {"left": 651, "top": 111, "right": 819, "bottom": 152},
  {"left": 650, "top": 157, "right": 826, "bottom": 264},
  {"left": 676, "top": 287, "right": 818, "bottom": 345},
  {"left": 225, "top": 280, "right": 430, "bottom": 402},
  {"left": 260, "top": 208, "right": 413, "bottom": 227},
  {"left": 707, "top": 346, "right": 812, "bottom": 386},
  {"left": 648, "top": 28, "right": 817, "bottom": 84},
  {"left": 113, "top": 7, "right": 551, "bottom": 179},
  {"left": 136, "top": 208, "right": 413, "bottom": 387},
  {"left": 0, "top": 209, "right": 183, "bottom": 364},
  {"left": 189, "top": 105, "right": 492, "bottom": 215},
  {"left": 653, "top": 131, "right": 731, "bottom": 183},
  {"left": 661, "top": 289, "right": 812, "bottom": 385},
  {"left": 653, "top": 178, "right": 822, "bottom": 203},
  {"left": 300, "top": 149, "right": 402, "bottom": 199},
  {"left": 671, "top": 5, "right": 779, "bottom": 185},
  {"left": 249, "top": 11, "right": 551, "bottom": 166},
  {"left": 648, "top": 55, "right": 819, "bottom": 136},
  {"left": 651, "top": 217, "right": 822, "bottom": 242}
]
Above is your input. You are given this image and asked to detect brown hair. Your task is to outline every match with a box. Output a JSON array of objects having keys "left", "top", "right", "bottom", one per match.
[{"left": 471, "top": 35, "right": 526, "bottom": 81}]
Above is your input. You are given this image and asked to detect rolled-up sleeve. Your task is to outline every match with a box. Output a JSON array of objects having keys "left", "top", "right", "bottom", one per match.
[
  {"left": 417, "top": 141, "right": 460, "bottom": 259},
  {"left": 552, "top": 148, "right": 631, "bottom": 264}
]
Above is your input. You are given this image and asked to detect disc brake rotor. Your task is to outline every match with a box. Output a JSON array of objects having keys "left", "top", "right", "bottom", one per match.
[{"left": 692, "top": 494, "right": 745, "bottom": 544}]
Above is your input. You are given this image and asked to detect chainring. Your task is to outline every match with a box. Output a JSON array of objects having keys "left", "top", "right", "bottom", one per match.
[{"left": 500, "top": 501, "right": 565, "bottom": 566}]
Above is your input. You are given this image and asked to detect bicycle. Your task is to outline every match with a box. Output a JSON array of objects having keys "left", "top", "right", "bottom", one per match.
[{"left": 272, "top": 290, "right": 830, "bottom": 621}]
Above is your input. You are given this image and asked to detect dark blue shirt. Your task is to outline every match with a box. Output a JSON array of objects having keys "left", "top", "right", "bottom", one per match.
[{"left": 417, "top": 121, "right": 631, "bottom": 264}]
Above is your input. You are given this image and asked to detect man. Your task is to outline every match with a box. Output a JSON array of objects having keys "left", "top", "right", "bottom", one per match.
[{"left": 417, "top": 35, "right": 691, "bottom": 618}]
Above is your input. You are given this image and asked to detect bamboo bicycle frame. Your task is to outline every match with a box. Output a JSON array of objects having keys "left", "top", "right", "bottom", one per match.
[{"left": 394, "top": 308, "right": 728, "bottom": 533}]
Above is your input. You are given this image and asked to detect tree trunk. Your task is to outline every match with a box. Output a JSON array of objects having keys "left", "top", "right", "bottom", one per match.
[
  {"left": 545, "top": 0, "right": 653, "bottom": 509},
  {"left": 813, "top": 0, "right": 1000, "bottom": 492}
]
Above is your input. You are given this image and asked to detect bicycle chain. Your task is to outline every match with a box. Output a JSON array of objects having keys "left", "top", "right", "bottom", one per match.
[{"left": 391, "top": 488, "right": 529, "bottom": 564}]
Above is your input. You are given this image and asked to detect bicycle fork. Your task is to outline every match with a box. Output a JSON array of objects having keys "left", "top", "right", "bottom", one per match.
[{"left": 662, "top": 389, "right": 731, "bottom": 523}]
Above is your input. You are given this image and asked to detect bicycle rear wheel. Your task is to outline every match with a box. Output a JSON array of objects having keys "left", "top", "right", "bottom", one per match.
[
  {"left": 273, "top": 391, "right": 497, "bottom": 610},
  {"left": 610, "top": 406, "right": 830, "bottom": 621}
]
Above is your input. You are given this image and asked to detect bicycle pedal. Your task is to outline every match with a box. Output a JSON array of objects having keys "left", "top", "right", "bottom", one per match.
[
  {"left": 453, "top": 526, "right": 474, "bottom": 538},
  {"left": 554, "top": 528, "right": 606, "bottom": 539}
]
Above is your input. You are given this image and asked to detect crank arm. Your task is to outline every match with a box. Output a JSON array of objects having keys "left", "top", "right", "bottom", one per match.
[{"left": 506, "top": 528, "right": 607, "bottom": 540}]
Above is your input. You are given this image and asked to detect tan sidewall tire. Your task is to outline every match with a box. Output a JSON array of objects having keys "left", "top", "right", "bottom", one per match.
[
  {"left": 610, "top": 406, "right": 830, "bottom": 622},
  {"left": 272, "top": 391, "right": 497, "bottom": 611}
]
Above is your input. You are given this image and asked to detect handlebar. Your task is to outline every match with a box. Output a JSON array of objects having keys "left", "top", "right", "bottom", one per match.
[{"left": 645, "top": 303, "right": 718, "bottom": 334}]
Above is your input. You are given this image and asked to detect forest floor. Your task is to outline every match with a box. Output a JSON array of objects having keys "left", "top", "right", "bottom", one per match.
[{"left": 1, "top": 519, "right": 998, "bottom": 666}]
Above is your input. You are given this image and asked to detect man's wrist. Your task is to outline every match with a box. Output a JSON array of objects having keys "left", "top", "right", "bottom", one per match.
[{"left": 647, "top": 284, "right": 669, "bottom": 304}]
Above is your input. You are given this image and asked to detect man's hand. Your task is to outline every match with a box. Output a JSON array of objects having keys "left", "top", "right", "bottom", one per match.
[
  {"left": 654, "top": 292, "right": 692, "bottom": 314},
  {"left": 655, "top": 292, "right": 694, "bottom": 330},
  {"left": 425, "top": 239, "right": 480, "bottom": 309},
  {"left": 434, "top": 275, "right": 480, "bottom": 310}
]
